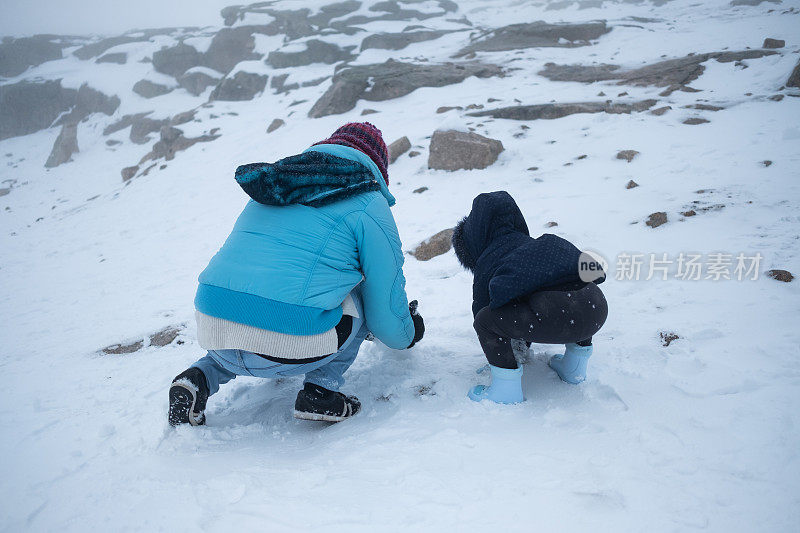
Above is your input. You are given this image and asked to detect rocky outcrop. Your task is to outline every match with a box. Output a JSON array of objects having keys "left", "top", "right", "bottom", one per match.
[
  {"left": 361, "top": 30, "right": 451, "bottom": 51},
  {"left": 766, "top": 269, "right": 794, "bottom": 282},
  {"left": 267, "top": 118, "right": 285, "bottom": 133},
  {"left": 130, "top": 117, "right": 169, "bottom": 144},
  {"left": 140, "top": 125, "right": 220, "bottom": 163},
  {"left": 788, "top": 60, "right": 800, "bottom": 89},
  {"left": 309, "top": 59, "right": 503, "bottom": 118},
  {"left": 412, "top": 228, "right": 455, "bottom": 261},
  {"left": 762, "top": 38, "right": 785, "bottom": 49},
  {"left": 0, "top": 35, "right": 63, "bottom": 77},
  {"left": 45, "top": 123, "right": 79, "bottom": 168},
  {"left": 101, "top": 325, "right": 183, "bottom": 354},
  {"left": 388, "top": 136, "right": 411, "bottom": 163},
  {"left": 204, "top": 26, "right": 262, "bottom": 74},
  {"left": 178, "top": 68, "right": 222, "bottom": 96},
  {"left": 96, "top": 52, "right": 127, "bottom": 64},
  {"left": 152, "top": 42, "right": 202, "bottom": 77},
  {"left": 538, "top": 50, "right": 778, "bottom": 94},
  {"left": 209, "top": 71, "right": 268, "bottom": 101},
  {"left": 467, "top": 100, "right": 657, "bottom": 121},
  {"left": 455, "top": 21, "right": 610, "bottom": 56},
  {"left": 428, "top": 130, "right": 504, "bottom": 171},
  {"left": 133, "top": 79, "right": 173, "bottom": 98},
  {"left": 0, "top": 80, "right": 118, "bottom": 141},
  {"left": 73, "top": 29, "right": 183, "bottom": 60},
  {"left": 267, "top": 40, "right": 355, "bottom": 68}
]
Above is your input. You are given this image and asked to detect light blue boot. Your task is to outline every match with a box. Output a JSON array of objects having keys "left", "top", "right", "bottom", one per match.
[
  {"left": 549, "top": 343, "right": 593, "bottom": 384},
  {"left": 468, "top": 365, "right": 524, "bottom": 404}
]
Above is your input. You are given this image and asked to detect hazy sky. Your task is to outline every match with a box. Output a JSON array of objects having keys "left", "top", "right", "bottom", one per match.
[{"left": 0, "top": 0, "right": 239, "bottom": 37}]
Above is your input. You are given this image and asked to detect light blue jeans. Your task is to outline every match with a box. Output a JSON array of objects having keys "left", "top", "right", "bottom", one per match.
[{"left": 192, "top": 293, "right": 369, "bottom": 395}]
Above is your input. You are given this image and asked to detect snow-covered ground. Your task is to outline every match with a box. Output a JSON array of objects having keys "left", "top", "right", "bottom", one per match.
[{"left": 1, "top": 0, "right": 799, "bottom": 531}]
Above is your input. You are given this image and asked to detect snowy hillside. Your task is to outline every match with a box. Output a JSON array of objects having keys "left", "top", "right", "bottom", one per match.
[{"left": 1, "top": 0, "right": 799, "bottom": 530}]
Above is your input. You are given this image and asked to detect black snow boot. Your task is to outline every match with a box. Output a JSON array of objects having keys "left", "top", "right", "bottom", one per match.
[
  {"left": 294, "top": 383, "right": 361, "bottom": 422},
  {"left": 168, "top": 367, "right": 209, "bottom": 427}
]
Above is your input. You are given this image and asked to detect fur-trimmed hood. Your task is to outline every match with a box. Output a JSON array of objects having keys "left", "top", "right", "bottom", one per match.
[{"left": 452, "top": 191, "right": 529, "bottom": 272}]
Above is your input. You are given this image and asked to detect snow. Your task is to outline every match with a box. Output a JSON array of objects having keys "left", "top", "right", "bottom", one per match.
[{"left": 1, "top": 0, "right": 800, "bottom": 531}]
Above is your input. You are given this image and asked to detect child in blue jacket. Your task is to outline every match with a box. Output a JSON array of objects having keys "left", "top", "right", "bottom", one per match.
[
  {"left": 452, "top": 191, "right": 607, "bottom": 404},
  {"left": 168, "top": 122, "right": 424, "bottom": 426}
]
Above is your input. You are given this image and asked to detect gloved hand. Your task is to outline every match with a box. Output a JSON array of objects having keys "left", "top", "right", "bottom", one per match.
[{"left": 407, "top": 300, "right": 425, "bottom": 348}]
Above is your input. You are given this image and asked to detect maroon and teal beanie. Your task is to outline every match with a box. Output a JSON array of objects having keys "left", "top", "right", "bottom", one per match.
[{"left": 313, "top": 122, "right": 390, "bottom": 185}]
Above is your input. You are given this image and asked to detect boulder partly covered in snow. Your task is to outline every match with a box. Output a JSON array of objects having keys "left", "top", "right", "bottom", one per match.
[
  {"left": 455, "top": 21, "right": 610, "bottom": 56},
  {"left": 428, "top": 130, "right": 504, "bottom": 171},
  {"left": 267, "top": 40, "right": 355, "bottom": 68},
  {"left": 308, "top": 59, "right": 503, "bottom": 118},
  {"left": 45, "top": 123, "right": 79, "bottom": 168},
  {"left": 133, "top": 79, "right": 173, "bottom": 99},
  {"left": 467, "top": 100, "right": 657, "bottom": 121},
  {"left": 204, "top": 26, "right": 262, "bottom": 74},
  {"left": 209, "top": 71, "right": 268, "bottom": 101},
  {"left": 0, "top": 35, "right": 63, "bottom": 77},
  {"left": 388, "top": 136, "right": 411, "bottom": 163},
  {"left": 152, "top": 42, "right": 203, "bottom": 78},
  {"left": 178, "top": 67, "right": 223, "bottom": 96},
  {"left": 361, "top": 30, "right": 451, "bottom": 51},
  {"left": 0, "top": 80, "right": 118, "bottom": 141}
]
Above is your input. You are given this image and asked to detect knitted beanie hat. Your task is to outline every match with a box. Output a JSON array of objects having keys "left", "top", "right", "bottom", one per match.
[{"left": 313, "top": 122, "right": 390, "bottom": 185}]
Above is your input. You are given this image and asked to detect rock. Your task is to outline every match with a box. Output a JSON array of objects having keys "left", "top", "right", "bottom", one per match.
[
  {"left": 106, "top": 139, "right": 121, "bottom": 146},
  {"left": 130, "top": 117, "right": 169, "bottom": 144},
  {"left": 408, "top": 151, "right": 421, "bottom": 158},
  {"left": 436, "top": 106, "right": 463, "bottom": 113},
  {"left": 267, "top": 118, "right": 285, "bottom": 133},
  {"left": 766, "top": 269, "right": 794, "bottom": 282},
  {"left": 538, "top": 50, "right": 778, "bottom": 94},
  {"left": 626, "top": 180, "right": 639, "bottom": 189},
  {"left": 361, "top": 30, "right": 451, "bottom": 51},
  {"left": 102, "top": 339, "right": 143, "bottom": 355},
  {"left": 0, "top": 35, "right": 63, "bottom": 77},
  {"left": 646, "top": 212, "right": 668, "bottom": 228},
  {"left": 388, "top": 136, "right": 411, "bottom": 163},
  {"left": 103, "top": 112, "right": 152, "bottom": 135},
  {"left": 73, "top": 29, "right": 179, "bottom": 60},
  {"left": 308, "top": 59, "right": 503, "bottom": 118},
  {"left": 617, "top": 150, "right": 639, "bottom": 162},
  {"left": 412, "top": 228, "right": 455, "bottom": 261},
  {"left": 788, "top": 60, "right": 800, "bottom": 88},
  {"left": 133, "top": 79, "right": 173, "bottom": 99},
  {"left": 687, "top": 103, "right": 724, "bottom": 111},
  {"left": 170, "top": 110, "right": 196, "bottom": 126},
  {"left": 467, "top": 99, "right": 657, "bottom": 121},
  {"left": 121, "top": 165, "right": 139, "bottom": 181},
  {"left": 361, "top": 109, "right": 379, "bottom": 115},
  {"left": 428, "top": 130, "right": 504, "bottom": 171},
  {"left": 769, "top": 94, "right": 784, "bottom": 102},
  {"left": 455, "top": 21, "right": 610, "bottom": 56},
  {"left": 681, "top": 209, "right": 696, "bottom": 217},
  {"left": 45, "top": 123, "right": 79, "bottom": 168},
  {"left": 545, "top": 221, "right": 558, "bottom": 227},
  {"left": 178, "top": 68, "right": 222, "bottom": 96},
  {"left": 139, "top": 125, "right": 220, "bottom": 163},
  {"left": 0, "top": 80, "right": 118, "bottom": 141},
  {"left": 96, "top": 52, "right": 127, "bottom": 64},
  {"left": 149, "top": 325, "right": 181, "bottom": 347},
  {"left": 152, "top": 43, "right": 202, "bottom": 77},
  {"left": 762, "top": 160, "right": 773, "bottom": 167},
  {"left": 413, "top": 186, "right": 428, "bottom": 194},
  {"left": 762, "top": 38, "right": 785, "bottom": 49},
  {"left": 731, "top": 0, "right": 779, "bottom": 5},
  {"left": 209, "top": 71, "right": 268, "bottom": 101},
  {"left": 270, "top": 73, "right": 299, "bottom": 93},
  {"left": 204, "top": 26, "right": 262, "bottom": 74},
  {"left": 650, "top": 106, "right": 671, "bottom": 116},
  {"left": 683, "top": 118, "right": 710, "bottom": 125},
  {"left": 267, "top": 39, "right": 355, "bottom": 68},
  {"left": 660, "top": 331, "right": 679, "bottom": 347}
]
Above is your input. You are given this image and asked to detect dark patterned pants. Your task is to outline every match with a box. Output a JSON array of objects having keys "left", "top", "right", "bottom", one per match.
[{"left": 473, "top": 283, "right": 608, "bottom": 369}]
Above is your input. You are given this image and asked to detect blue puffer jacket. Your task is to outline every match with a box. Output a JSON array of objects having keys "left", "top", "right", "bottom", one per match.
[
  {"left": 194, "top": 144, "right": 415, "bottom": 350},
  {"left": 452, "top": 191, "right": 605, "bottom": 316}
]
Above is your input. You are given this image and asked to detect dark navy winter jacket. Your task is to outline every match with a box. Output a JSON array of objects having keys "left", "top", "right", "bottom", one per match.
[{"left": 452, "top": 191, "right": 605, "bottom": 316}]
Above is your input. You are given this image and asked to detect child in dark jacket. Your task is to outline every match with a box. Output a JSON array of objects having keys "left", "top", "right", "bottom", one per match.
[{"left": 452, "top": 191, "right": 608, "bottom": 404}]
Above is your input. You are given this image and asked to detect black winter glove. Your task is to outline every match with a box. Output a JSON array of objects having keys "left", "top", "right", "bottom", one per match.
[{"left": 407, "top": 300, "right": 425, "bottom": 349}]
